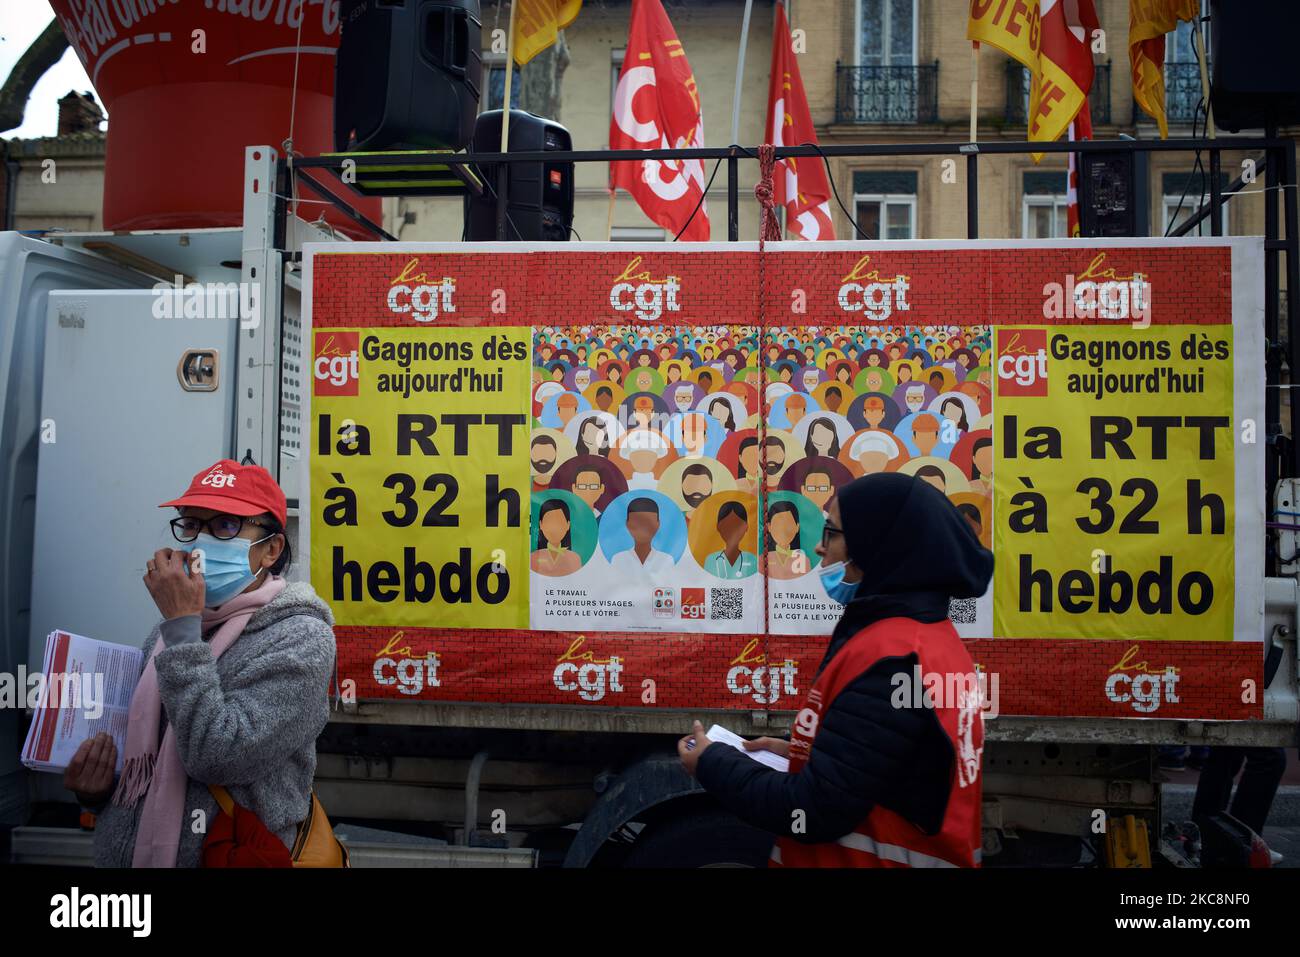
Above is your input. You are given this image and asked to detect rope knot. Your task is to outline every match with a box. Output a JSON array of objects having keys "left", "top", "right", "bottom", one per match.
[{"left": 755, "top": 143, "right": 781, "bottom": 245}]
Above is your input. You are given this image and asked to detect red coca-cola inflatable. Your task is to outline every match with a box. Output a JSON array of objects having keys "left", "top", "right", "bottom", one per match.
[{"left": 50, "top": 0, "right": 380, "bottom": 237}]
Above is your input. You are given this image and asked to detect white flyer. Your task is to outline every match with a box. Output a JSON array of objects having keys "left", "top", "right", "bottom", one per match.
[{"left": 706, "top": 723, "right": 790, "bottom": 773}]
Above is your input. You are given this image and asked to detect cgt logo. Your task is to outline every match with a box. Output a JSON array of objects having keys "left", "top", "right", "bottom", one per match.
[
  {"left": 199, "top": 464, "right": 236, "bottom": 489},
  {"left": 387, "top": 257, "right": 456, "bottom": 323},
  {"left": 609, "top": 255, "right": 681, "bottom": 322},
  {"left": 314, "top": 331, "right": 359, "bottom": 396},
  {"left": 836, "top": 254, "right": 911, "bottom": 320},
  {"left": 1043, "top": 252, "right": 1151, "bottom": 326},
  {"left": 726, "top": 638, "right": 798, "bottom": 706},
  {"left": 1105, "top": 645, "right": 1181, "bottom": 714},
  {"left": 680, "top": 587, "right": 706, "bottom": 620},
  {"left": 996, "top": 328, "right": 1048, "bottom": 397},
  {"left": 372, "top": 632, "right": 441, "bottom": 696},
  {"left": 553, "top": 636, "right": 625, "bottom": 702}
]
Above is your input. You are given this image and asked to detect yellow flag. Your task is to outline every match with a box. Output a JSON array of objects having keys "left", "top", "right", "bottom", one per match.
[
  {"left": 513, "top": 0, "right": 583, "bottom": 66},
  {"left": 1129, "top": 0, "right": 1200, "bottom": 138},
  {"left": 967, "top": 0, "right": 1038, "bottom": 73},
  {"left": 968, "top": 0, "right": 1087, "bottom": 162}
]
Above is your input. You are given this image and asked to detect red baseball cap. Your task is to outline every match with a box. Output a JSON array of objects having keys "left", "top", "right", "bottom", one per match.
[{"left": 159, "top": 459, "right": 287, "bottom": 528}]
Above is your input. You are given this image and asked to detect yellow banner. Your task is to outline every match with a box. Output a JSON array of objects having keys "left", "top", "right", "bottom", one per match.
[
  {"left": 1129, "top": 0, "right": 1200, "bottom": 138},
  {"left": 993, "top": 325, "right": 1235, "bottom": 641},
  {"left": 514, "top": 0, "right": 583, "bottom": 66},
  {"left": 309, "top": 327, "right": 532, "bottom": 629}
]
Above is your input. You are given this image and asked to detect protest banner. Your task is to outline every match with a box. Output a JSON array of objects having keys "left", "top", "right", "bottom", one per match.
[{"left": 302, "top": 239, "right": 1265, "bottom": 720}]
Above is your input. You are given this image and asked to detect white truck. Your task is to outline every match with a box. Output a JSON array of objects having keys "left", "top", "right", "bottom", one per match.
[{"left": 2, "top": 144, "right": 1298, "bottom": 869}]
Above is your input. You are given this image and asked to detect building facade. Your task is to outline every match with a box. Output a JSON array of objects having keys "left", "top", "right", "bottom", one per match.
[
  {"left": 2, "top": 91, "right": 106, "bottom": 232},
  {"left": 0, "top": 2, "right": 1287, "bottom": 252},
  {"left": 803, "top": 0, "right": 1266, "bottom": 242},
  {"left": 394, "top": 0, "right": 1279, "bottom": 248}
]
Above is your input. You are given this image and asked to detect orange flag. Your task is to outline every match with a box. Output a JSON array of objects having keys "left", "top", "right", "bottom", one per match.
[
  {"left": 514, "top": 0, "right": 582, "bottom": 66},
  {"left": 1129, "top": 0, "right": 1200, "bottom": 138},
  {"left": 968, "top": 0, "right": 1097, "bottom": 161}
]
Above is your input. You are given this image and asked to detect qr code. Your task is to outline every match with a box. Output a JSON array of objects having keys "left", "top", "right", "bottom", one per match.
[
  {"left": 949, "top": 597, "right": 977, "bottom": 624},
  {"left": 710, "top": 588, "right": 744, "bottom": 620}
]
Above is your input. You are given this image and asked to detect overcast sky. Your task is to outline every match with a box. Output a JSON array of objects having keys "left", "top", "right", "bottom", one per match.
[{"left": 1, "top": 4, "right": 99, "bottom": 139}]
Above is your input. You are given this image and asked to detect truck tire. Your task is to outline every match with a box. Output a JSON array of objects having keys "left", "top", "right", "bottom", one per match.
[{"left": 622, "top": 808, "right": 774, "bottom": 868}]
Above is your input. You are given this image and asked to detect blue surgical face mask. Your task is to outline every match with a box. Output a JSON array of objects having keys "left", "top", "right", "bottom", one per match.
[
  {"left": 186, "top": 531, "right": 274, "bottom": 607},
  {"left": 818, "top": 559, "right": 861, "bottom": 606}
]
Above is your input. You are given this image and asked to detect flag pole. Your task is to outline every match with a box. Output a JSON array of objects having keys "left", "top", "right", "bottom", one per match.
[
  {"left": 731, "top": 0, "right": 755, "bottom": 145},
  {"left": 969, "top": 41, "right": 979, "bottom": 142},
  {"left": 502, "top": 1, "right": 518, "bottom": 153}
]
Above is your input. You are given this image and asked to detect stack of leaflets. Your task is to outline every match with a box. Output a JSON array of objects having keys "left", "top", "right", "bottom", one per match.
[{"left": 21, "top": 630, "right": 142, "bottom": 775}]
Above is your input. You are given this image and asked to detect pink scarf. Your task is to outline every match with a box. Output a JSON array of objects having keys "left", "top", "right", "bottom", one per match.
[{"left": 113, "top": 573, "right": 287, "bottom": 868}]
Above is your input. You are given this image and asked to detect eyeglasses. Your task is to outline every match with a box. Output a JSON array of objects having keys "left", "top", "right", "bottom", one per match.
[
  {"left": 171, "top": 514, "right": 273, "bottom": 543},
  {"left": 573, "top": 483, "right": 604, "bottom": 490},
  {"left": 803, "top": 484, "right": 831, "bottom": 493},
  {"left": 820, "top": 522, "right": 844, "bottom": 547}
]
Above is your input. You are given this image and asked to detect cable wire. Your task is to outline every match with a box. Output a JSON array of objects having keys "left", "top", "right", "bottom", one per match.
[
  {"left": 1164, "top": 17, "right": 1214, "bottom": 238},
  {"left": 671, "top": 156, "right": 725, "bottom": 241},
  {"left": 801, "top": 141, "right": 876, "bottom": 240}
]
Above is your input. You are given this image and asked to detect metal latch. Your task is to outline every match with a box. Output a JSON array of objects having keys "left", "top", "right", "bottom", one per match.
[{"left": 177, "top": 349, "right": 219, "bottom": 391}]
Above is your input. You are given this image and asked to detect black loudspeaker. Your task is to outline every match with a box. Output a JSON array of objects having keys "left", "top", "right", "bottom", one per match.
[
  {"left": 1079, "top": 150, "right": 1150, "bottom": 238},
  {"left": 335, "top": 0, "right": 481, "bottom": 153},
  {"left": 1209, "top": 0, "right": 1300, "bottom": 131},
  {"left": 466, "top": 110, "right": 574, "bottom": 242}
]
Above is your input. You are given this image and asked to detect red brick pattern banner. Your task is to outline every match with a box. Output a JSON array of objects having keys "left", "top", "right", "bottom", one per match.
[{"left": 308, "top": 242, "right": 1260, "bottom": 721}]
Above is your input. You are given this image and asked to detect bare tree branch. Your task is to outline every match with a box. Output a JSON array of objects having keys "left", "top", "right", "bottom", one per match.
[
  {"left": 0, "top": 19, "right": 71, "bottom": 134},
  {"left": 519, "top": 30, "right": 570, "bottom": 122}
]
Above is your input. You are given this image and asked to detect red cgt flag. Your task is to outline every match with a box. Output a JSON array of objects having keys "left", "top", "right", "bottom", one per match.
[
  {"left": 609, "top": 0, "right": 709, "bottom": 241},
  {"left": 765, "top": 5, "right": 834, "bottom": 240},
  {"left": 1047, "top": 0, "right": 1099, "bottom": 237}
]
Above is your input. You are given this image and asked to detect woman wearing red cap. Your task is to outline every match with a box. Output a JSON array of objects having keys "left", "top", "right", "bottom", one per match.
[{"left": 62, "top": 459, "right": 338, "bottom": 867}]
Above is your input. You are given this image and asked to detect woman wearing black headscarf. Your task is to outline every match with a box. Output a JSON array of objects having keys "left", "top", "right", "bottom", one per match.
[{"left": 679, "top": 472, "right": 993, "bottom": 867}]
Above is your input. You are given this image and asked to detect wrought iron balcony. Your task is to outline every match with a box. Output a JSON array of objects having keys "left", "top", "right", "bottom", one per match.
[
  {"left": 1005, "top": 60, "right": 1111, "bottom": 127},
  {"left": 1131, "top": 63, "right": 1205, "bottom": 127},
  {"left": 1162, "top": 62, "right": 1204, "bottom": 125},
  {"left": 835, "top": 62, "right": 939, "bottom": 124}
]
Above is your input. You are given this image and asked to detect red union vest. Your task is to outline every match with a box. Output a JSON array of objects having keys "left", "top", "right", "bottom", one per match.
[{"left": 771, "top": 616, "right": 984, "bottom": 868}]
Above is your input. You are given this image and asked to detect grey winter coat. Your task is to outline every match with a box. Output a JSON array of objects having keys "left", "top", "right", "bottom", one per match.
[{"left": 89, "top": 579, "right": 337, "bottom": 868}]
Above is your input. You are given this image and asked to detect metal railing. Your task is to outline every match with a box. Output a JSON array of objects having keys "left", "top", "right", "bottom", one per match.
[
  {"left": 834, "top": 62, "right": 939, "bottom": 124},
  {"left": 1006, "top": 60, "right": 1111, "bottom": 127},
  {"left": 1163, "top": 62, "right": 1204, "bottom": 125},
  {"left": 1134, "top": 62, "right": 1203, "bottom": 126}
]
